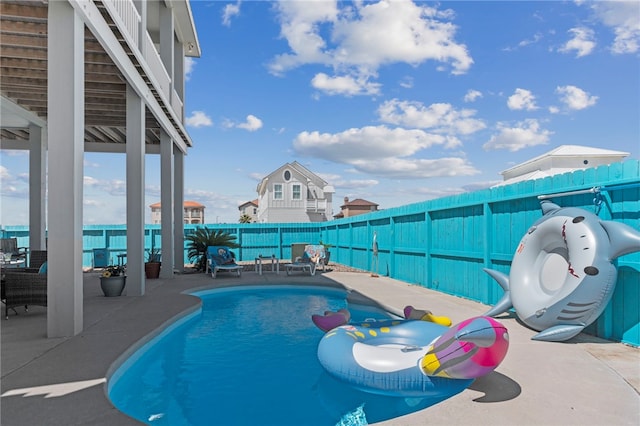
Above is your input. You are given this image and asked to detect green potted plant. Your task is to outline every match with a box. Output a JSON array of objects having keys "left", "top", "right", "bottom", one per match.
[
  {"left": 185, "top": 227, "right": 239, "bottom": 272},
  {"left": 145, "top": 248, "right": 162, "bottom": 279},
  {"left": 100, "top": 265, "right": 126, "bottom": 297}
]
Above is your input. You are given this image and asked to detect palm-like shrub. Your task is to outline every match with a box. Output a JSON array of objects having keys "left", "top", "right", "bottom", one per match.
[
  {"left": 185, "top": 227, "right": 239, "bottom": 271},
  {"left": 239, "top": 214, "right": 253, "bottom": 223}
]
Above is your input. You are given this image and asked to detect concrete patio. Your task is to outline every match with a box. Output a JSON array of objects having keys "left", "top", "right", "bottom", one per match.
[{"left": 1, "top": 267, "right": 639, "bottom": 425}]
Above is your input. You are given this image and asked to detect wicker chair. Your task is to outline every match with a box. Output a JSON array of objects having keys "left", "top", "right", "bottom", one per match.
[
  {"left": 2, "top": 270, "right": 47, "bottom": 319},
  {"left": 0, "top": 238, "right": 28, "bottom": 261},
  {"left": 25, "top": 250, "right": 47, "bottom": 272}
]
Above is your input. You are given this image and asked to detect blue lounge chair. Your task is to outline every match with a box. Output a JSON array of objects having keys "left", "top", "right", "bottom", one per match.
[
  {"left": 285, "top": 245, "right": 326, "bottom": 276},
  {"left": 206, "top": 246, "right": 243, "bottom": 278}
]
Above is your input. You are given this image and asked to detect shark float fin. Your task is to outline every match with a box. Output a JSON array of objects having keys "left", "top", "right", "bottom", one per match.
[
  {"left": 532, "top": 324, "right": 586, "bottom": 342},
  {"left": 540, "top": 201, "right": 562, "bottom": 215},
  {"left": 483, "top": 268, "right": 512, "bottom": 317},
  {"left": 600, "top": 219, "right": 640, "bottom": 260}
]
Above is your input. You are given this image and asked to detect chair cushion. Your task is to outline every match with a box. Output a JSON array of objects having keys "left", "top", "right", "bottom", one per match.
[{"left": 38, "top": 261, "right": 48, "bottom": 274}]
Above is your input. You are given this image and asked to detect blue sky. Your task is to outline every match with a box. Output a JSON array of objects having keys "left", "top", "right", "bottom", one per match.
[{"left": 1, "top": 0, "right": 639, "bottom": 225}]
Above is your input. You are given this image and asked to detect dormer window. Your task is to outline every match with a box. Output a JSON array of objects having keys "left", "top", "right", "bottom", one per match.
[{"left": 283, "top": 170, "right": 291, "bottom": 181}]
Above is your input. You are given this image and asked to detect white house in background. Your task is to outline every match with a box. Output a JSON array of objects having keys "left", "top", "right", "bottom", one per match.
[
  {"left": 494, "top": 145, "right": 630, "bottom": 187},
  {"left": 238, "top": 199, "right": 259, "bottom": 222},
  {"left": 256, "top": 162, "right": 335, "bottom": 223}
]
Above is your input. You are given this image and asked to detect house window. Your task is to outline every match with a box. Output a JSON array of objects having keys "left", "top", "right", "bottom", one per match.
[
  {"left": 292, "top": 184, "right": 301, "bottom": 200},
  {"left": 283, "top": 170, "right": 291, "bottom": 181},
  {"left": 274, "top": 184, "right": 283, "bottom": 199}
]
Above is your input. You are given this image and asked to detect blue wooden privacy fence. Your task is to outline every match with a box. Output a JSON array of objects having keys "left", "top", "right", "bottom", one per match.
[{"left": 2, "top": 160, "right": 639, "bottom": 345}]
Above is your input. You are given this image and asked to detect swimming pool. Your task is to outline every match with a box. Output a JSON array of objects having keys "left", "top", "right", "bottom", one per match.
[{"left": 108, "top": 285, "right": 448, "bottom": 425}]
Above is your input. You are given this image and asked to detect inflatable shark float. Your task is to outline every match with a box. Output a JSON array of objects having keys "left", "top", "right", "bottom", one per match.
[{"left": 485, "top": 201, "right": 640, "bottom": 342}]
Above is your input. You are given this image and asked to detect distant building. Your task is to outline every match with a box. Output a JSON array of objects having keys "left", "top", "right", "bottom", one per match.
[
  {"left": 238, "top": 199, "right": 259, "bottom": 222},
  {"left": 256, "top": 161, "right": 335, "bottom": 223},
  {"left": 334, "top": 197, "right": 379, "bottom": 219},
  {"left": 494, "top": 145, "right": 629, "bottom": 187},
  {"left": 150, "top": 201, "right": 205, "bottom": 224}
]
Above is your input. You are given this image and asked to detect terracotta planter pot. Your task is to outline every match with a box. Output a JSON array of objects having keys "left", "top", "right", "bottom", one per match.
[
  {"left": 100, "top": 276, "right": 126, "bottom": 297},
  {"left": 145, "top": 262, "right": 161, "bottom": 279}
]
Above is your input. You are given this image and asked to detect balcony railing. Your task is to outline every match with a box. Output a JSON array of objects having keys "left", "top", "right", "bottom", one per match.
[
  {"left": 102, "top": 0, "right": 179, "bottom": 118},
  {"left": 306, "top": 199, "right": 327, "bottom": 212},
  {"left": 102, "top": 0, "right": 139, "bottom": 46}
]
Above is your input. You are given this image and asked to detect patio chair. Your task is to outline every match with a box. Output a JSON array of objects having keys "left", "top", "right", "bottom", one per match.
[
  {"left": 206, "top": 246, "right": 243, "bottom": 279},
  {"left": 0, "top": 238, "right": 28, "bottom": 262},
  {"left": 285, "top": 245, "right": 326, "bottom": 276},
  {"left": 2, "top": 270, "right": 47, "bottom": 319},
  {"left": 21, "top": 250, "right": 47, "bottom": 273}
]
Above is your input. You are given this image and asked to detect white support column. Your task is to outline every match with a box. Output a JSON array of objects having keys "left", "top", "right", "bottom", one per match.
[
  {"left": 126, "top": 84, "right": 146, "bottom": 296},
  {"left": 160, "top": 130, "right": 174, "bottom": 278},
  {"left": 47, "top": 0, "right": 84, "bottom": 337},
  {"left": 173, "top": 147, "right": 184, "bottom": 273},
  {"left": 29, "top": 124, "right": 46, "bottom": 250}
]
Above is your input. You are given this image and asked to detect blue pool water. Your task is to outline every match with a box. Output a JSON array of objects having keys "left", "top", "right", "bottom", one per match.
[{"left": 108, "top": 286, "right": 444, "bottom": 425}]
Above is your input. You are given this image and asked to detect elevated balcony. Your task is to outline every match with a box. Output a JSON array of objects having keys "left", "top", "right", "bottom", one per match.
[
  {"left": 306, "top": 199, "right": 328, "bottom": 212},
  {"left": 101, "top": 0, "right": 183, "bottom": 119}
]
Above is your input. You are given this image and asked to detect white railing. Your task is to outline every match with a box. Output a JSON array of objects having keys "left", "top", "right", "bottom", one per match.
[
  {"left": 101, "top": 0, "right": 140, "bottom": 47},
  {"left": 306, "top": 199, "right": 327, "bottom": 212},
  {"left": 171, "top": 87, "right": 184, "bottom": 120},
  {"left": 144, "top": 32, "right": 171, "bottom": 101},
  {"left": 102, "top": 0, "right": 172, "bottom": 108}
]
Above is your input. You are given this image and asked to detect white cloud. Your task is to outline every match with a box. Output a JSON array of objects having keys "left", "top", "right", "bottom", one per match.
[
  {"left": 507, "top": 88, "right": 538, "bottom": 111},
  {"left": 318, "top": 172, "right": 379, "bottom": 190},
  {"left": 0, "top": 165, "right": 11, "bottom": 180},
  {"left": 462, "top": 181, "right": 500, "bottom": 192},
  {"left": 558, "top": 27, "right": 596, "bottom": 57},
  {"left": 84, "top": 176, "right": 126, "bottom": 196},
  {"left": 463, "top": 89, "right": 482, "bottom": 103},
  {"left": 0, "top": 166, "right": 25, "bottom": 198},
  {"left": 184, "top": 57, "right": 195, "bottom": 81},
  {"left": 185, "top": 111, "right": 213, "bottom": 128},
  {"left": 556, "top": 85, "right": 598, "bottom": 110},
  {"left": 518, "top": 32, "right": 543, "bottom": 48},
  {"left": 311, "top": 73, "right": 381, "bottom": 96},
  {"left": 269, "top": 1, "right": 473, "bottom": 96},
  {"left": 399, "top": 76, "right": 414, "bottom": 89},
  {"left": 377, "top": 99, "right": 485, "bottom": 138},
  {"left": 249, "top": 172, "right": 264, "bottom": 181},
  {"left": 588, "top": 1, "right": 640, "bottom": 54},
  {"left": 293, "top": 125, "right": 479, "bottom": 179},
  {"left": 483, "top": 119, "right": 553, "bottom": 152},
  {"left": 222, "top": 1, "right": 241, "bottom": 27},
  {"left": 352, "top": 157, "right": 479, "bottom": 179},
  {"left": 84, "top": 199, "right": 103, "bottom": 207},
  {"left": 236, "top": 115, "right": 263, "bottom": 132}
]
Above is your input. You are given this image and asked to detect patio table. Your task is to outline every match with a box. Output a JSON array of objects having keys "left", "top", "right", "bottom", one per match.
[{"left": 255, "top": 255, "right": 279, "bottom": 275}]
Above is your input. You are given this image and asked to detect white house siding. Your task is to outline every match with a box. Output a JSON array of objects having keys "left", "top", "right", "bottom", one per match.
[{"left": 256, "top": 161, "right": 334, "bottom": 223}]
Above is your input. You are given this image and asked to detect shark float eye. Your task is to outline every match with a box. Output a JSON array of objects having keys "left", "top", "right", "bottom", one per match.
[{"left": 584, "top": 266, "right": 599, "bottom": 276}]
